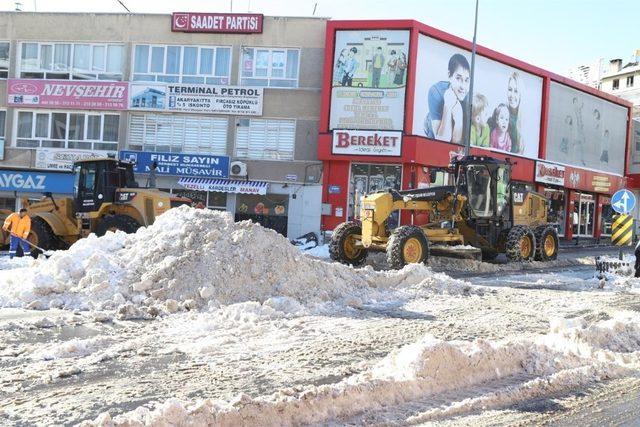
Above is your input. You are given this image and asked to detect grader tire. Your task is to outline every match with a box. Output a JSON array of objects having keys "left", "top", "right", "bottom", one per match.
[
  {"left": 329, "top": 221, "right": 368, "bottom": 266},
  {"left": 534, "top": 225, "right": 559, "bottom": 261},
  {"left": 505, "top": 226, "right": 536, "bottom": 262},
  {"left": 481, "top": 249, "right": 499, "bottom": 261},
  {"left": 387, "top": 225, "right": 429, "bottom": 270},
  {"left": 95, "top": 215, "right": 141, "bottom": 237}
]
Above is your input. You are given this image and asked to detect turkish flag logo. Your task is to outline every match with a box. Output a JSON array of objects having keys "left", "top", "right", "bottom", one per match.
[{"left": 173, "top": 13, "right": 189, "bottom": 30}]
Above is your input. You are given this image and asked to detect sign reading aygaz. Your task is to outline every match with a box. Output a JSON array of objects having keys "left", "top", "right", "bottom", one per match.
[{"left": 172, "top": 12, "right": 263, "bottom": 33}]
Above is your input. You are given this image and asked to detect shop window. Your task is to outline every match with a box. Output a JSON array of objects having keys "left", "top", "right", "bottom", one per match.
[
  {"left": 0, "top": 197, "right": 14, "bottom": 210},
  {"left": 208, "top": 191, "right": 227, "bottom": 210},
  {"left": 0, "top": 110, "right": 6, "bottom": 143},
  {"left": 572, "top": 193, "right": 595, "bottom": 237},
  {"left": 240, "top": 47, "right": 300, "bottom": 88},
  {"left": 543, "top": 188, "right": 566, "bottom": 237},
  {"left": 0, "top": 42, "right": 9, "bottom": 78},
  {"left": 600, "top": 203, "right": 613, "bottom": 236},
  {"left": 19, "top": 42, "right": 124, "bottom": 80},
  {"left": 235, "top": 118, "right": 295, "bottom": 160},
  {"left": 235, "top": 194, "right": 288, "bottom": 236},
  {"left": 349, "top": 163, "right": 402, "bottom": 224},
  {"left": 132, "top": 44, "right": 231, "bottom": 85},
  {"left": 128, "top": 113, "right": 227, "bottom": 155},
  {"left": 15, "top": 110, "right": 119, "bottom": 150}
]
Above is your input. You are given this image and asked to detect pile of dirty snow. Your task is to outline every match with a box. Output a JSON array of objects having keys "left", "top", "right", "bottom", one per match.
[
  {"left": 82, "top": 313, "right": 640, "bottom": 426},
  {"left": 0, "top": 207, "right": 470, "bottom": 313}
]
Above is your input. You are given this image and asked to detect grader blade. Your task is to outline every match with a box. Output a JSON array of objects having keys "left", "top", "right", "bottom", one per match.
[{"left": 429, "top": 245, "right": 483, "bottom": 261}]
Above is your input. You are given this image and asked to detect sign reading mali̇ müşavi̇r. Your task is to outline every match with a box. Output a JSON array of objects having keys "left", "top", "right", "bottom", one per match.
[
  {"left": 172, "top": 12, "right": 263, "bottom": 33},
  {"left": 119, "top": 150, "right": 230, "bottom": 179},
  {"left": 332, "top": 130, "right": 402, "bottom": 156}
]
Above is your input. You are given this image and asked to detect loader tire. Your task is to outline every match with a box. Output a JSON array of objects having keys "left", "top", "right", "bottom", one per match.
[
  {"left": 505, "top": 226, "right": 536, "bottom": 262},
  {"left": 329, "top": 221, "right": 367, "bottom": 266},
  {"left": 27, "top": 217, "right": 57, "bottom": 257},
  {"left": 387, "top": 225, "right": 429, "bottom": 270},
  {"left": 534, "top": 225, "right": 559, "bottom": 261},
  {"left": 96, "top": 215, "right": 141, "bottom": 237},
  {"left": 481, "top": 248, "right": 499, "bottom": 261}
]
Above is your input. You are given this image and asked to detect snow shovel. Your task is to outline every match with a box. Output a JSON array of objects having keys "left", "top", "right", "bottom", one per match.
[{"left": 19, "top": 237, "right": 54, "bottom": 259}]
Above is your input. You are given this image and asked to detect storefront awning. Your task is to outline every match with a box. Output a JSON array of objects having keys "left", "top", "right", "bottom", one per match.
[{"left": 177, "top": 177, "right": 269, "bottom": 195}]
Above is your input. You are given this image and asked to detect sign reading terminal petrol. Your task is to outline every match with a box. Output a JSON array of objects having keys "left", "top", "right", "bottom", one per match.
[{"left": 172, "top": 12, "right": 263, "bottom": 33}]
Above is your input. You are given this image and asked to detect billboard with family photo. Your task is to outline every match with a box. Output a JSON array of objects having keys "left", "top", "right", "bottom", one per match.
[
  {"left": 329, "top": 30, "right": 410, "bottom": 131},
  {"left": 546, "top": 82, "right": 628, "bottom": 175},
  {"left": 412, "top": 35, "right": 543, "bottom": 159}
]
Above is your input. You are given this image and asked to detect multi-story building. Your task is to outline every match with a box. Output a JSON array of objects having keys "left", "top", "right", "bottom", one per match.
[
  {"left": 600, "top": 53, "right": 640, "bottom": 118},
  {"left": 567, "top": 59, "right": 605, "bottom": 90},
  {"left": 318, "top": 20, "right": 634, "bottom": 242},
  {"left": 0, "top": 12, "right": 326, "bottom": 239}
]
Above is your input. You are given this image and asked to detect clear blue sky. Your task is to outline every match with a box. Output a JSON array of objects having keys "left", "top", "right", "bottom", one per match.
[{"left": 2, "top": 0, "right": 639, "bottom": 75}]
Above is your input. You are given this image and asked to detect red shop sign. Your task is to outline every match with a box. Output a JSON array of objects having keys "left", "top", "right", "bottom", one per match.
[{"left": 172, "top": 12, "right": 263, "bottom": 33}]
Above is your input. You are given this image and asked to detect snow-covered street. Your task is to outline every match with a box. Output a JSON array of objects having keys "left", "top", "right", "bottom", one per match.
[{"left": 1, "top": 207, "right": 640, "bottom": 426}]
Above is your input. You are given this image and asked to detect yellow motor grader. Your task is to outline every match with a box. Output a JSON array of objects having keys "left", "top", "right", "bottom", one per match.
[
  {"left": 330, "top": 155, "right": 559, "bottom": 269},
  {"left": 1, "top": 158, "right": 189, "bottom": 253}
]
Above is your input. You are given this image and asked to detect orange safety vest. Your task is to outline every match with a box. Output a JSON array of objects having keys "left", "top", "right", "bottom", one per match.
[{"left": 3, "top": 213, "right": 31, "bottom": 239}]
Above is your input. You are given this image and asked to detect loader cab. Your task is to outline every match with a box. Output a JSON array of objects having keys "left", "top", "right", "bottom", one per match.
[
  {"left": 73, "top": 159, "right": 138, "bottom": 213},
  {"left": 454, "top": 156, "right": 511, "bottom": 221}
]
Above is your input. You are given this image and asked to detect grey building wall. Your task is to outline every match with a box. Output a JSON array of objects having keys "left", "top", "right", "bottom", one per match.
[{"left": 0, "top": 12, "right": 326, "bottom": 237}]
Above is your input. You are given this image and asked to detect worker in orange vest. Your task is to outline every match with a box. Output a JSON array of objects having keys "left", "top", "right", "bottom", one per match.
[{"left": 3, "top": 208, "right": 31, "bottom": 259}]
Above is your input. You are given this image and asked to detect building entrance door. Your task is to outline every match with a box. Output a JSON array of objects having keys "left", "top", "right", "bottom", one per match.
[{"left": 572, "top": 193, "right": 595, "bottom": 237}]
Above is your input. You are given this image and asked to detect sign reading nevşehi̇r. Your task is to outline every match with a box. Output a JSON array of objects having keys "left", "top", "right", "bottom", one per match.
[
  {"left": 172, "top": 12, "right": 263, "bottom": 33},
  {"left": 7, "top": 79, "right": 128, "bottom": 110},
  {"left": 332, "top": 130, "right": 402, "bottom": 156},
  {"left": 119, "top": 150, "right": 230, "bottom": 179}
]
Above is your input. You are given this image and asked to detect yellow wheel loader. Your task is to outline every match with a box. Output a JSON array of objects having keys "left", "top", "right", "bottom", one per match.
[
  {"left": 330, "top": 155, "right": 559, "bottom": 269},
  {"left": 17, "top": 158, "right": 189, "bottom": 253}
]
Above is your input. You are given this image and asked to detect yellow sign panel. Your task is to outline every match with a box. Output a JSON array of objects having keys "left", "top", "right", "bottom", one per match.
[{"left": 611, "top": 214, "right": 633, "bottom": 246}]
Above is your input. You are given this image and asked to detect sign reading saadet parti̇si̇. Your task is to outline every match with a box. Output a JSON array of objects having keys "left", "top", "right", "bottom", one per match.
[
  {"left": 172, "top": 12, "right": 263, "bottom": 33},
  {"left": 332, "top": 130, "right": 402, "bottom": 156}
]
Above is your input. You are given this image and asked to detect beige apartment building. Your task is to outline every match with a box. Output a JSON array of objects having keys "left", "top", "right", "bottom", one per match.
[{"left": 0, "top": 12, "right": 326, "bottom": 238}]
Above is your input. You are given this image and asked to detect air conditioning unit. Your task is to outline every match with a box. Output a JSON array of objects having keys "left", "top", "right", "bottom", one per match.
[{"left": 230, "top": 161, "right": 247, "bottom": 177}]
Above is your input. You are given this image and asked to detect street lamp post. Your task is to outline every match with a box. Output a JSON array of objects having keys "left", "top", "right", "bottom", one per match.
[{"left": 464, "top": 0, "right": 480, "bottom": 156}]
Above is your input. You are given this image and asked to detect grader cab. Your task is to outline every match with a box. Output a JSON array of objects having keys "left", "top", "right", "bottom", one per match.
[
  {"left": 330, "top": 155, "right": 559, "bottom": 269},
  {"left": 22, "top": 158, "right": 189, "bottom": 252}
]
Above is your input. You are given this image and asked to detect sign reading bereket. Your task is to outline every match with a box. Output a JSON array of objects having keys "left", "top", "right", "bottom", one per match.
[
  {"left": 535, "top": 161, "right": 565, "bottom": 186},
  {"left": 332, "top": 130, "right": 402, "bottom": 156},
  {"left": 172, "top": 12, "right": 263, "bottom": 33}
]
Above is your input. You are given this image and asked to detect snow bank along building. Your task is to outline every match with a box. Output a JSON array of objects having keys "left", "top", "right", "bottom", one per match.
[
  {"left": 0, "top": 12, "right": 325, "bottom": 238},
  {"left": 318, "top": 20, "right": 634, "bottom": 242}
]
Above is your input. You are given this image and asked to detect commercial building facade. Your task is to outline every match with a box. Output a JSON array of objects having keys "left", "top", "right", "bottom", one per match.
[
  {"left": 318, "top": 20, "right": 633, "bottom": 242},
  {"left": 0, "top": 12, "right": 325, "bottom": 238}
]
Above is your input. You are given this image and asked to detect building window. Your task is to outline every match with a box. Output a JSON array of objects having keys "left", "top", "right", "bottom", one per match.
[
  {"left": 612, "top": 79, "right": 619, "bottom": 90},
  {"left": 627, "top": 75, "right": 634, "bottom": 87},
  {"left": 0, "top": 110, "right": 6, "bottom": 142},
  {"left": 235, "top": 118, "right": 295, "bottom": 160},
  {"left": 15, "top": 110, "right": 119, "bottom": 150},
  {"left": 240, "top": 47, "right": 300, "bottom": 87},
  {"left": 0, "top": 42, "right": 9, "bottom": 78},
  {"left": 132, "top": 44, "right": 231, "bottom": 84},
  {"left": 19, "top": 42, "right": 124, "bottom": 80},
  {"left": 128, "top": 113, "right": 227, "bottom": 155}
]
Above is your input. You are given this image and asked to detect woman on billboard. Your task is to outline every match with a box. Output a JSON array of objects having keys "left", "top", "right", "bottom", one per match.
[
  {"left": 424, "top": 53, "right": 470, "bottom": 144},
  {"left": 507, "top": 72, "right": 524, "bottom": 154}
]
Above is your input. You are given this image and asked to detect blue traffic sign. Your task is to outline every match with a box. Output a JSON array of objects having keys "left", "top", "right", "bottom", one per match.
[{"left": 611, "top": 189, "right": 636, "bottom": 214}]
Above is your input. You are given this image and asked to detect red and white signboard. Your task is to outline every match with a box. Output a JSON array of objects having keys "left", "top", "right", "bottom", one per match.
[
  {"left": 7, "top": 79, "right": 128, "bottom": 110},
  {"left": 332, "top": 130, "right": 402, "bottom": 157},
  {"left": 172, "top": 12, "right": 263, "bottom": 33},
  {"left": 535, "top": 161, "right": 565, "bottom": 186}
]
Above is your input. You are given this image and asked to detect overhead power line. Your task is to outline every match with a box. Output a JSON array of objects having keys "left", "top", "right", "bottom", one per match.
[{"left": 116, "top": 0, "right": 131, "bottom": 13}]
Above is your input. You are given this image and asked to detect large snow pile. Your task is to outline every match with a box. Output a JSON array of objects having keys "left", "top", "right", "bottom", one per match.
[
  {"left": 0, "top": 207, "right": 468, "bottom": 313},
  {"left": 82, "top": 313, "right": 640, "bottom": 426}
]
